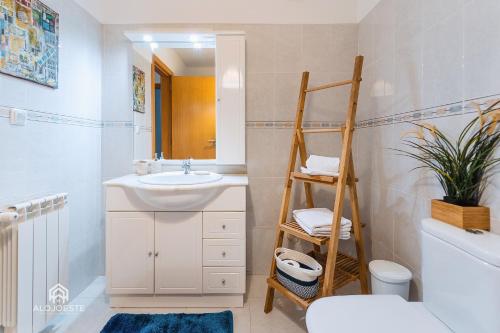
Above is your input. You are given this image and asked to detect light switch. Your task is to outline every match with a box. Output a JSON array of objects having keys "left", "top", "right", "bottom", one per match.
[{"left": 9, "top": 108, "right": 27, "bottom": 126}]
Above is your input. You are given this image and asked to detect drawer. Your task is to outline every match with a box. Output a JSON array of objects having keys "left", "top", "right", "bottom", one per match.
[
  {"left": 203, "top": 239, "right": 245, "bottom": 267},
  {"left": 203, "top": 267, "right": 246, "bottom": 294},
  {"left": 203, "top": 212, "right": 245, "bottom": 239}
]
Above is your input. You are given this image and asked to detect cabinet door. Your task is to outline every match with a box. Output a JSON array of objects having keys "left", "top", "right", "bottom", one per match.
[
  {"left": 216, "top": 35, "right": 246, "bottom": 165},
  {"left": 106, "top": 212, "right": 154, "bottom": 294},
  {"left": 155, "top": 212, "right": 202, "bottom": 294}
]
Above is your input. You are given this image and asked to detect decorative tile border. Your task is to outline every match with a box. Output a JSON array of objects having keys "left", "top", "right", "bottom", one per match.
[
  {"left": 246, "top": 121, "right": 345, "bottom": 129},
  {"left": 246, "top": 94, "right": 500, "bottom": 130},
  {"left": 0, "top": 106, "right": 103, "bottom": 128},
  {"left": 28, "top": 112, "right": 103, "bottom": 128},
  {"left": 3, "top": 93, "right": 498, "bottom": 130},
  {"left": 102, "top": 120, "right": 134, "bottom": 128},
  {"left": 357, "top": 94, "right": 500, "bottom": 129},
  {"left": 0, "top": 105, "right": 136, "bottom": 129}
]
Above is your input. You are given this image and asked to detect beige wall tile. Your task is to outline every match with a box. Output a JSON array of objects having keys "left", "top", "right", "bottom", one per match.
[
  {"left": 246, "top": 128, "right": 275, "bottom": 177},
  {"left": 247, "top": 178, "right": 283, "bottom": 228},
  {"left": 272, "top": 129, "right": 294, "bottom": 177},
  {"left": 274, "top": 73, "right": 302, "bottom": 121},
  {"left": 274, "top": 25, "right": 303, "bottom": 74},
  {"left": 302, "top": 25, "right": 335, "bottom": 73},
  {"left": 245, "top": 24, "right": 276, "bottom": 74},
  {"left": 247, "top": 227, "right": 276, "bottom": 274},
  {"left": 247, "top": 73, "right": 276, "bottom": 121}
]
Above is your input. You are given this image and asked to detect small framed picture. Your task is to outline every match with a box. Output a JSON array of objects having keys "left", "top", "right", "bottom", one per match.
[{"left": 133, "top": 66, "right": 145, "bottom": 113}]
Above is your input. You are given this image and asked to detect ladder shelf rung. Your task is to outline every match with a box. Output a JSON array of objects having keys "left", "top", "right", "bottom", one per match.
[
  {"left": 267, "top": 275, "right": 317, "bottom": 308},
  {"left": 291, "top": 172, "right": 359, "bottom": 185},
  {"left": 280, "top": 220, "right": 329, "bottom": 245},
  {"left": 291, "top": 171, "right": 339, "bottom": 185},
  {"left": 305, "top": 79, "right": 353, "bottom": 93},
  {"left": 301, "top": 127, "right": 345, "bottom": 134}
]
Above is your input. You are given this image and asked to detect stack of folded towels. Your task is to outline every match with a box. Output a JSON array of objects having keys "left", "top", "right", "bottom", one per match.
[
  {"left": 301, "top": 155, "right": 340, "bottom": 176},
  {"left": 293, "top": 208, "right": 352, "bottom": 240}
]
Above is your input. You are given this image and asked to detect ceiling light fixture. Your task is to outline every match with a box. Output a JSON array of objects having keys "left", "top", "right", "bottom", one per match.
[
  {"left": 189, "top": 34, "right": 199, "bottom": 42},
  {"left": 143, "top": 34, "right": 153, "bottom": 42}
]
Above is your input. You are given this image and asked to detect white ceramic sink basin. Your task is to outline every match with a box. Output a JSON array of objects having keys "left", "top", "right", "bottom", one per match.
[
  {"left": 128, "top": 171, "right": 225, "bottom": 209},
  {"left": 139, "top": 171, "right": 223, "bottom": 186}
]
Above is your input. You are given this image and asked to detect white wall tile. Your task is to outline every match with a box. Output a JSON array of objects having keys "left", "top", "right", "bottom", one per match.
[
  {"left": 358, "top": 0, "right": 500, "bottom": 302},
  {"left": 0, "top": 0, "right": 103, "bottom": 299}
]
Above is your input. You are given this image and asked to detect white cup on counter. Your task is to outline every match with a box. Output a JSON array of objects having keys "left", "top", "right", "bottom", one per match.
[{"left": 134, "top": 160, "right": 150, "bottom": 175}]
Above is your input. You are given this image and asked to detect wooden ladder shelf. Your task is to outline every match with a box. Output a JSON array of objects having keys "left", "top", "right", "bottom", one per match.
[{"left": 264, "top": 55, "right": 369, "bottom": 313}]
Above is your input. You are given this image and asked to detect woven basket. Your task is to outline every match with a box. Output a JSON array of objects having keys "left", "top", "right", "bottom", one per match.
[{"left": 275, "top": 248, "right": 323, "bottom": 299}]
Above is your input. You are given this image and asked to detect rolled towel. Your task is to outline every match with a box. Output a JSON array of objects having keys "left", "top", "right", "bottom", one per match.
[{"left": 305, "top": 155, "right": 340, "bottom": 175}]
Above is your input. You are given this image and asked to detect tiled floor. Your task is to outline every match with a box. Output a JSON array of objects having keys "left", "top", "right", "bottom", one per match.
[{"left": 66, "top": 275, "right": 360, "bottom": 333}]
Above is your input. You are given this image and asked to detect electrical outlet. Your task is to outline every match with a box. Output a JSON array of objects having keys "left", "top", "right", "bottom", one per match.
[{"left": 9, "top": 108, "right": 27, "bottom": 126}]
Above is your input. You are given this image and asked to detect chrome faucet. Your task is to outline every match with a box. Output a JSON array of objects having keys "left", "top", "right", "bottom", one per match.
[{"left": 182, "top": 158, "right": 192, "bottom": 174}]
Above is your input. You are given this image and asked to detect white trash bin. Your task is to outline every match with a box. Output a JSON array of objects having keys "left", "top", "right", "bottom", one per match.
[{"left": 369, "top": 260, "right": 412, "bottom": 300}]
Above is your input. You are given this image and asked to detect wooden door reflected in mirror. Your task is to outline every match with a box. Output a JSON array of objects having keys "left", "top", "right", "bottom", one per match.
[{"left": 151, "top": 49, "right": 216, "bottom": 160}]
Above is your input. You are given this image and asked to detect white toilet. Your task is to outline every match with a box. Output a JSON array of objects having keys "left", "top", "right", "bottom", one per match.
[{"left": 306, "top": 218, "right": 500, "bottom": 333}]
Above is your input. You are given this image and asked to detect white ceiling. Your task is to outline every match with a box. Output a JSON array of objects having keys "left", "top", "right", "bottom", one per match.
[
  {"left": 173, "top": 48, "right": 215, "bottom": 68},
  {"left": 73, "top": 0, "right": 378, "bottom": 24}
]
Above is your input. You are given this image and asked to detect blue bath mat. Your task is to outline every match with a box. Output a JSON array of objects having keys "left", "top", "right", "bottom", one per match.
[{"left": 100, "top": 311, "right": 233, "bottom": 333}]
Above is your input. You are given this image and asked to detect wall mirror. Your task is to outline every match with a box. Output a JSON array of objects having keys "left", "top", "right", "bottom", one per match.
[{"left": 127, "top": 32, "right": 246, "bottom": 165}]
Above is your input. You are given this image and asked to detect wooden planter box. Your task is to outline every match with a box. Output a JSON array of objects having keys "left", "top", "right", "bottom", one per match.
[{"left": 431, "top": 199, "right": 490, "bottom": 231}]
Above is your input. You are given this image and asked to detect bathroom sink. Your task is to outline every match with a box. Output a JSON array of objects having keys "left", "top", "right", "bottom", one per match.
[
  {"left": 139, "top": 171, "right": 223, "bottom": 186},
  {"left": 103, "top": 172, "right": 248, "bottom": 210},
  {"left": 121, "top": 171, "right": 226, "bottom": 209}
]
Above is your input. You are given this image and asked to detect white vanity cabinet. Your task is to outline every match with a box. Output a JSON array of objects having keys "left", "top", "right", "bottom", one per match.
[
  {"left": 104, "top": 175, "right": 248, "bottom": 308},
  {"left": 155, "top": 212, "right": 203, "bottom": 294},
  {"left": 106, "top": 212, "right": 155, "bottom": 294}
]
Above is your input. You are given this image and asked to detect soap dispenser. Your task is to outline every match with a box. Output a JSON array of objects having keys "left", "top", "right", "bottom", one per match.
[{"left": 151, "top": 153, "right": 162, "bottom": 174}]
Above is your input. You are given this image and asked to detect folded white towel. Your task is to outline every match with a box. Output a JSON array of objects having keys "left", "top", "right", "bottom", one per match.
[
  {"left": 311, "top": 226, "right": 351, "bottom": 233},
  {"left": 293, "top": 208, "right": 350, "bottom": 228},
  {"left": 305, "top": 155, "right": 340, "bottom": 175},
  {"left": 297, "top": 223, "right": 351, "bottom": 239},
  {"left": 293, "top": 208, "right": 352, "bottom": 240},
  {"left": 297, "top": 220, "right": 351, "bottom": 239},
  {"left": 301, "top": 167, "right": 339, "bottom": 177}
]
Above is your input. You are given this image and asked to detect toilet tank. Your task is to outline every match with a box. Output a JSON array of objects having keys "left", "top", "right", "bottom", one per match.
[{"left": 421, "top": 218, "right": 500, "bottom": 333}]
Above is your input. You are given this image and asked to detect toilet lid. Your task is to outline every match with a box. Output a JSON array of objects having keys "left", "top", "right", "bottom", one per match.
[
  {"left": 369, "top": 260, "right": 412, "bottom": 283},
  {"left": 306, "top": 295, "right": 451, "bottom": 333}
]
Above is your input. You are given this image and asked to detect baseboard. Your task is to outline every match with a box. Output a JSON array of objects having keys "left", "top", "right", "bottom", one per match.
[{"left": 109, "top": 294, "right": 244, "bottom": 308}]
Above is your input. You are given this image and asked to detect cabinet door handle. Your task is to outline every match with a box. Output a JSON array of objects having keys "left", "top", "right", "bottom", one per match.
[
  {"left": 155, "top": 252, "right": 159, "bottom": 257},
  {"left": 222, "top": 251, "right": 226, "bottom": 258},
  {"left": 222, "top": 224, "right": 226, "bottom": 230},
  {"left": 221, "top": 279, "right": 226, "bottom": 286},
  {"left": 148, "top": 251, "right": 153, "bottom": 257}
]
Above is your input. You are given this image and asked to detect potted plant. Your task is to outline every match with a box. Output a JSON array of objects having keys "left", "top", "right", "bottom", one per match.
[{"left": 396, "top": 101, "right": 500, "bottom": 230}]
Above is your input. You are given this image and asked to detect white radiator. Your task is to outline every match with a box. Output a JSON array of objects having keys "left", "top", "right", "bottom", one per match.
[{"left": 0, "top": 194, "right": 69, "bottom": 333}]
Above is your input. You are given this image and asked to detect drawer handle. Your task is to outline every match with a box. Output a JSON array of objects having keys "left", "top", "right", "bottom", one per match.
[
  {"left": 222, "top": 251, "right": 227, "bottom": 258},
  {"left": 222, "top": 224, "right": 227, "bottom": 230},
  {"left": 221, "top": 279, "right": 226, "bottom": 286}
]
